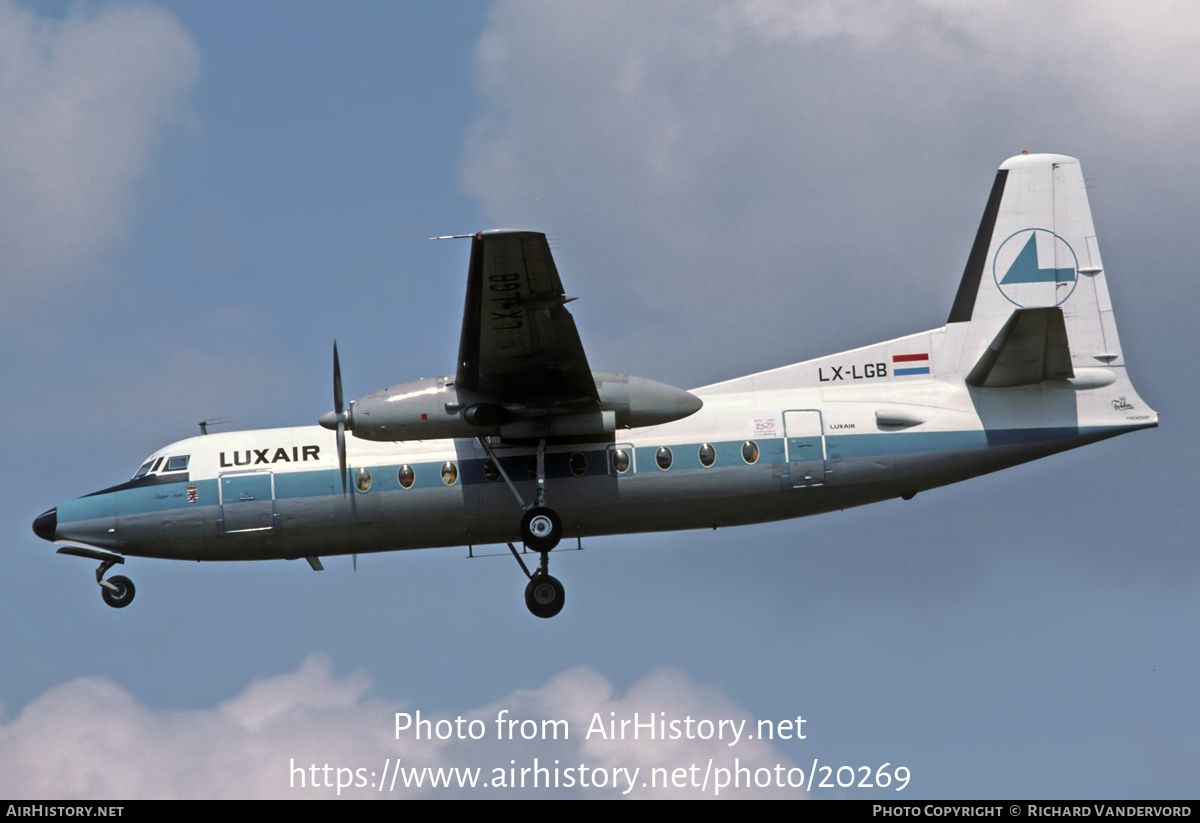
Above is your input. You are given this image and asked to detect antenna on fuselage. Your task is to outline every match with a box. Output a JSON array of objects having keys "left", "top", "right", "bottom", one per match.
[{"left": 198, "top": 418, "right": 230, "bottom": 436}]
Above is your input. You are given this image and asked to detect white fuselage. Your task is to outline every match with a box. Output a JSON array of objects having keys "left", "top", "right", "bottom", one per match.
[{"left": 49, "top": 323, "right": 1156, "bottom": 563}]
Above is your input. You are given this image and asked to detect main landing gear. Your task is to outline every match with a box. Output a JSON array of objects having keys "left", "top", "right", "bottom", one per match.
[
  {"left": 479, "top": 437, "right": 568, "bottom": 618},
  {"left": 514, "top": 504, "right": 565, "bottom": 618}
]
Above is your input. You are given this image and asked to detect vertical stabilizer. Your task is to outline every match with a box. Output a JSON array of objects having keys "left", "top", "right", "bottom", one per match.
[{"left": 948, "top": 154, "right": 1123, "bottom": 372}]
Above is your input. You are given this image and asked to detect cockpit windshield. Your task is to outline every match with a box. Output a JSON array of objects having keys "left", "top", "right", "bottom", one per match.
[{"left": 133, "top": 460, "right": 155, "bottom": 479}]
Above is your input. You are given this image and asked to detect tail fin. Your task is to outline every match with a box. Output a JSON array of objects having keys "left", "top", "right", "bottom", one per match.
[{"left": 948, "top": 154, "right": 1123, "bottom": 375}]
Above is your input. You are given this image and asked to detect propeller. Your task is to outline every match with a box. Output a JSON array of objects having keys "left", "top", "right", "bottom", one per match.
[{"left": 318, "top": 341, "right": 351, "bottom": 496}]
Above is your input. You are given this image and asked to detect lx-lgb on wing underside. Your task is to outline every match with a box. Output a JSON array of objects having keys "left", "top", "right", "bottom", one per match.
[{"left": 33, "top": 154, "right": 1157, "bottom": 618}]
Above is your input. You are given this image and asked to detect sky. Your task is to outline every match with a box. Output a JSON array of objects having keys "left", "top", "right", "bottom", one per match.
[{"left": 2, "top": 0, "right": 1198, "bottom": 799}]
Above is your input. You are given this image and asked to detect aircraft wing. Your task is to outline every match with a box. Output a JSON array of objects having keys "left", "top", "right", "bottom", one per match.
[{"left": 455, "top": 231, "right": 600, "bottom": 410}]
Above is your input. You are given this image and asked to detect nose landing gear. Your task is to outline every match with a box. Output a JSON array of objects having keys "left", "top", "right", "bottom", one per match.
[
  {"left": 55, "top": 546, "right": 137, "bottom": 609},
  {"left": 95, "top": 557, "right": 136, "bottom": 609}
]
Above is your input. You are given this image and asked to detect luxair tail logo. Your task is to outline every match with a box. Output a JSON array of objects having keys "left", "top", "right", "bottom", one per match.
[{"left": 993, "top": 228, "right": 1078, "bottom": 308}]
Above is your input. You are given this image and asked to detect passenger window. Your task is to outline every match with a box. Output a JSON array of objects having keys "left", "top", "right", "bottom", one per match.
[
  {"left": 164, "top": 455, "right": 190, "bottom": 472},
  {"left": 611, "top": 448, "right": 630, "bottom": 474},
  {"left": 398, "top": 465, "right": 415, "bottom": 489},
  {"left": 441, "top": 462, "right": 458, "bottom": 486},
  {"left": 569, "top": 453, "right": 587, "bottom": 477},
  {"left": 483, "top": 460, "right": 500, "bottom": 483},
  {"left": 655, "top": 447, "right": 673, "bottom": 470},
  {"left": 742, "top": 441, "right": 760, "bottom": 464},
  {"left": 698, "top": 443, "right": 716, "bottom": 467},
  {"left": 354, "top": 467, "right": 372, "bottom": 493}
]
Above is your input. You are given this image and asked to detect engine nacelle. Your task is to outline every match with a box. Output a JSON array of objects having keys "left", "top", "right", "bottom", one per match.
[
  {"left": 592, "top": 372, "right": 704, "bottom": 428},
  {"left": 342, "top": 372, "right": 702, "bottom": 443},
  {"left": 347, "top": 376, "right": 476, "bottom": 441}
]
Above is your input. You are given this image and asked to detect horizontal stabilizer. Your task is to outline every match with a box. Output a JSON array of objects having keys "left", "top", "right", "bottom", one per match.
[{"left": 966, "top": 308, "right": 1074, "bottom": 388}]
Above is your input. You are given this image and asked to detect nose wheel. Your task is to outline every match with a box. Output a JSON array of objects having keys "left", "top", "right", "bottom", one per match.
[
  {"left": 93, "top": 557, "right": 136, "bottom": 609},
  {"left": 100, "top": 574, "right": 136, "bottom": 608}
]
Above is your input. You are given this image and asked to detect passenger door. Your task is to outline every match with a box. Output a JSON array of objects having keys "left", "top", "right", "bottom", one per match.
[
  {"left": 219, "top": 471, "right": 277, "bottom": 533},
  {"left": 783, "top": 410, "right": 826, "bottom": 488}
]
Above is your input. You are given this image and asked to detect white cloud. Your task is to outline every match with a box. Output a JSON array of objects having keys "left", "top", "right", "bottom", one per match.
[
  {"left": 0, "top": 655, "right": 803, "bottom": 798},
  {"left": 0, "top": 1, "right": 200, "bottom": 315},
  {"left": 461, "top": 1, "right": 1200, "bottom": 385}
]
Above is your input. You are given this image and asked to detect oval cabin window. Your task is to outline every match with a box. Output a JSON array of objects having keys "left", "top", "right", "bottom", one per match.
[
  {"left": 698, "top": 443, "right": 716, "bottom": 467},
  {"left": 354, "top": 467, "right": 372, "bottom": 493},
  {"left": 742, "top": 440, "right": 760, "bottom": 464},
  {"left": 655, "top": 447, "right": 673, "bottom": 470},
  {"left": 441, "top": 462, "right": 458, "bottom": 486},
  {"left": 483, "top": 460, "right": 500, "bottom": 483},
  {"left": 611, "top": 448, "right": 631, "bottom": 474},
  {"left": 569, "top": 453, "right": 587, "bottom": 477},
  {"left": 398, "top": 465, "right": 415, "bottom": 489}
]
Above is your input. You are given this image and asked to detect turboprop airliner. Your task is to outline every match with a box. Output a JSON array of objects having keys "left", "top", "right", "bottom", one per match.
[{"left": 32, "top": 153, "right": 1157, "bottom": 617}]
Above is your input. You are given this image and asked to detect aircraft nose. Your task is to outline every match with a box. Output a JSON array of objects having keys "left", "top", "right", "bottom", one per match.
[{"left": 32, "top": 508, "right": 57, "bottom": 542}]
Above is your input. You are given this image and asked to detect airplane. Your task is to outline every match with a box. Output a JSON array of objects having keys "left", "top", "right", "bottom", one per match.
[{"left": 31, "top": 153, "right": 1157, "bottom": 618}]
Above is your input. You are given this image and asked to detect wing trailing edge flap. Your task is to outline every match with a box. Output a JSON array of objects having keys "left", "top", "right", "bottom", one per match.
[{"left": 966, "top": 307, "right": 1074, "bottom": 388}]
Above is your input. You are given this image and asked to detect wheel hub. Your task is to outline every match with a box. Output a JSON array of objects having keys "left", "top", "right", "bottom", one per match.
[{"left": 529, "top": 515, "right": 553, "bottom": 538}]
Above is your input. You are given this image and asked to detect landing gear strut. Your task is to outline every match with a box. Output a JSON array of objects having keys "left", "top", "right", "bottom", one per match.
[{"left": 479, "top": 436, "right": 569, "bottom": 618}]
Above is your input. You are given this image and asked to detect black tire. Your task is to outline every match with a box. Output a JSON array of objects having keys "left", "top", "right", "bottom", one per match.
[
  {"left": 524, "top": 573, "right": 565, "bottom": 618},
  {"left": 520, "top": 507, "right": 562, "bottom": 551},
  {"left": 101, "top": 575, "right": 136, "bottom": 609}
]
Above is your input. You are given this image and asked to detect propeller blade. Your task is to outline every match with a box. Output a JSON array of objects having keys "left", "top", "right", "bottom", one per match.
[
  {"left": 337, "top": 420, "right": 347, "bottom": 496},
  {"left": 333, "top": 341, "right": 344, "bottom": 415}
]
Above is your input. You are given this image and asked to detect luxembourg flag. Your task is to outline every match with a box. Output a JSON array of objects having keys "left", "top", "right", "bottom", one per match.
[{"left": 893, "top": 353, "right": 930, "bottom": 376}]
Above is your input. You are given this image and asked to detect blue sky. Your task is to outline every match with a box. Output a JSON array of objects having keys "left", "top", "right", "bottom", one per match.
[{"left": 2, "top": 0, "right": 1198, "bottom": 798}]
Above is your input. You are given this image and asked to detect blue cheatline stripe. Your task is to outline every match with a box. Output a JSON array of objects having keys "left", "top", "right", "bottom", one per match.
[
  {"left": 58, "top": 425, "right": 1148, "bottom": 522},
  {"left": 984, "top": 426, "right": 1078, "bottom": 447},
  {"left": 894, "top": 367, "right": 931, "bottom": 376},
  {"left": 826, "top": 430, "right": 988, "bottom": 459}
]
